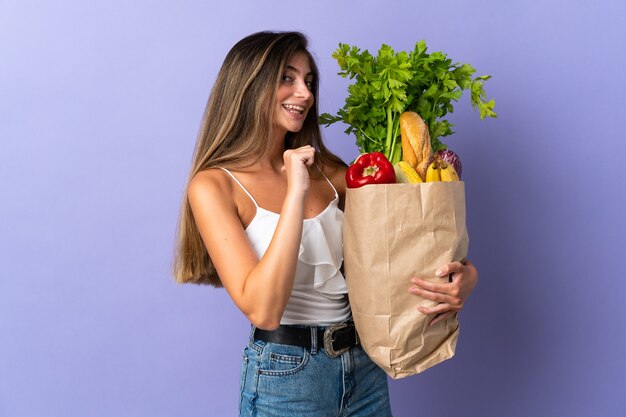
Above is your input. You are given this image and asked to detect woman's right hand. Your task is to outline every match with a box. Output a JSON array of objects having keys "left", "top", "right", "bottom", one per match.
[{"left": 282, "top": 145, "right": 315, "bottom": 195}]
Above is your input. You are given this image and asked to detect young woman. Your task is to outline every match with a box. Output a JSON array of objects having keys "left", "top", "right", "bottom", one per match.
[{"left": 174, "top": 31, "right": 478, "bottom": 417}]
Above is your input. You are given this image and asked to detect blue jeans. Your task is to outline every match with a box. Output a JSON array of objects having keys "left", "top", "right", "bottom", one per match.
[{"left": 239, "top": 329, "right": 393, "bottom": 417}]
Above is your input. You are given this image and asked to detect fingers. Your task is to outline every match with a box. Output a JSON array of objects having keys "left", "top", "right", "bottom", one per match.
[
  {"left": 409, "top": 280, "right": 464, "bottom": 309},
  {"left": 282, "top": 146, "right": 315, "bottom": 194},
  {"left": 434, "top": 259, "right": 467, "bottom": 280},
  {"left": 409, "top": 265, "right": 467, "bottom": 317},
  {"left": 408, "top": 258, "right": 476, "bottom": 327},
  {"left": 301, "top": 145, "right": 316, "bottom": 166},
  {"left": 282, "top": 146, "right": 315, "bottom": 174},
  {"left": 283, "top": 145, "right": 315, "bottom": 164},
  {"left": 415, "top": 292, "right": 459, "bottom": 327},
  {"left": 410, "top": 277, "right": 448, "bottom": 294},
  {"left": 429, "top": 311, "right": 455, "bottom": 327},
  {"left": 417, "top": 302, "right": 456, "bottom": 327},
  {"left": 417, "top": 301, "right": 450, "bottom": 316},
  {"left": 412, "top": 258, "right": 474, "bottom": 298}
]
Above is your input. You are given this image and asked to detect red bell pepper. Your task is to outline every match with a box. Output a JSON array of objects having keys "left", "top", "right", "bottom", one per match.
[{"left": 346, "top": 152, "right": 396, "bottom": 188}]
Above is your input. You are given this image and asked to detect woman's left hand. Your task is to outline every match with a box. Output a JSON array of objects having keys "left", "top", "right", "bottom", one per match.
[{"left": 408, "top": 259, "right": 478, "bottom": 327}]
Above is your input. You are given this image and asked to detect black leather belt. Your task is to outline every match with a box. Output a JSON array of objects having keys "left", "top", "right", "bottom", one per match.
[{"left": 253, "top": 322, "right": 359, "bottom": 358}]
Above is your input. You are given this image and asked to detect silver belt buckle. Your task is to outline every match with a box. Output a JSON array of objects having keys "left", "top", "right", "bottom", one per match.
[{"left": 323, "top": 323, "right": 350, "bottom": 358}]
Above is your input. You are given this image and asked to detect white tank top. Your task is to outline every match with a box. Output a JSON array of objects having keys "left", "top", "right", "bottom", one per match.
[{"left": 220, "top": 167, "right": 351, "bottom": 325}]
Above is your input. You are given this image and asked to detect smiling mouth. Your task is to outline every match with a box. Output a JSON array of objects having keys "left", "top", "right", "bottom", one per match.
[{"left": 282, "top": 104, "right": 306, "bottom": 115}]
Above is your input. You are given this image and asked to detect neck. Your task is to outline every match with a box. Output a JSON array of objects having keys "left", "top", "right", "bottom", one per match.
[{"left": 259, "top": 128, "right": 287, "bottom": 172}]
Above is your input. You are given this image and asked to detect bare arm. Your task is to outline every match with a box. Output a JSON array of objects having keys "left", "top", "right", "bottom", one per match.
[{"left": 188, "top": 146, "right": 316, "bottom": 330}]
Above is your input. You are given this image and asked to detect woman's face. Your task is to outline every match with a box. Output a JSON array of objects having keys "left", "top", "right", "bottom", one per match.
[{"left": 272, "top": 51, "right": 314, "bottom": 137}]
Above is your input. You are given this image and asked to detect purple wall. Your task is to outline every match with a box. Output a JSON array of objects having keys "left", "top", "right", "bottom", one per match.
[{"left": 1, "top": 1, "right": 625, "bottom": 416}]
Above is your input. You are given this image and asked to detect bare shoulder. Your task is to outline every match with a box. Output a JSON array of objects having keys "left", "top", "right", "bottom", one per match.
[{"left": 187, "top": 168, "right": 235, "bottom": 211}]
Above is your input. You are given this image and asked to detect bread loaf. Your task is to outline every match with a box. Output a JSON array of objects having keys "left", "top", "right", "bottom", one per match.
[{"left": 399, "top": 111, "right": 432, "bottom": 181}]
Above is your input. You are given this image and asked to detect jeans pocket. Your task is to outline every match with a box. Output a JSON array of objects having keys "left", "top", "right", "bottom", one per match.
[{"left": 258, "top": 343, "right": 309, "bottom": 376}]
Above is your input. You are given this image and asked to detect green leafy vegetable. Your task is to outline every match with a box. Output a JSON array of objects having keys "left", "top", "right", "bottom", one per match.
[{"left": 320, "top": 41, "right": 497, "bottom": 163}]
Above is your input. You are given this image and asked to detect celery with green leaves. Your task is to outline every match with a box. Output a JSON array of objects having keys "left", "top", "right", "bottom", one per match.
[{"left": 320, "top": 41, "right": 497, "bottom": 164}]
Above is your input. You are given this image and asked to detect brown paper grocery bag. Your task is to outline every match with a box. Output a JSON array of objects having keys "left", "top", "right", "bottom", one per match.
[{"left": 343, "top": 182, "right": 469, "bottom": 379}]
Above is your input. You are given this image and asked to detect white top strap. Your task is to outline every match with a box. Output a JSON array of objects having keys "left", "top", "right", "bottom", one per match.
[
  {"left": 316, "top": 164, "right": 339, "bottom": 198},
  {"left": 218, "top": 167, "right": 259, "bottom": 208}
]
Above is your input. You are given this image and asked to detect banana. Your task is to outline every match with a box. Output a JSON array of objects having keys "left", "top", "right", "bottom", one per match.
[
  {"left": 394, "top": 161, "right": 423, "bottom": 184},
  {"left": 425, "top": 161, "right": 441, "bottom": 182},
  {"left": 439, "top": 162, "right": 460, "bottom": 182}
]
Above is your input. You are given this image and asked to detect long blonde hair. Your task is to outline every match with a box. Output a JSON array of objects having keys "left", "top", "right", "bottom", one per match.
[{"left": 173, "top": 31, "right": 345, "bottom": 286}]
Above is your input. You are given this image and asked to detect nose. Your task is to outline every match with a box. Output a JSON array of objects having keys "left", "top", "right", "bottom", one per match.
[{"left": 294, "top": 79, "right": 312, "bottom": 101}]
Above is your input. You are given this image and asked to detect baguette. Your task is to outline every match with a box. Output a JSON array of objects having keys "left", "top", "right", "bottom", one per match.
[{"left": 399, "top": 111, "right": 432, "bottom": 181}]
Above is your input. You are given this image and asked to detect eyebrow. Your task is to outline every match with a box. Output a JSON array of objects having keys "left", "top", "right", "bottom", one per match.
[{"left": 285, "top": 65, "right": 313, "bottom": 77}]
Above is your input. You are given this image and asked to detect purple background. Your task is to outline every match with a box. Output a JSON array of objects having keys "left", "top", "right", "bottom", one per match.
[{"left": 1, "top": 1, "right": 625, "bottom": 416}]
